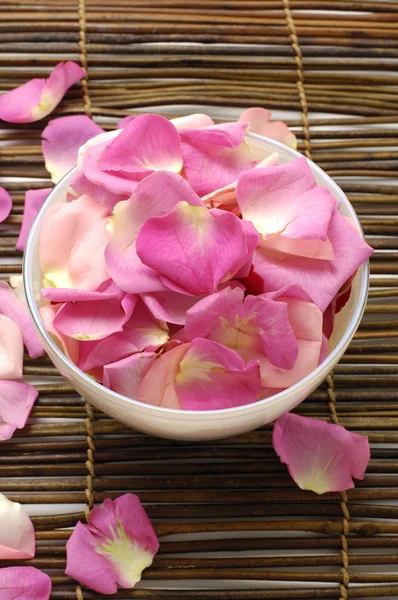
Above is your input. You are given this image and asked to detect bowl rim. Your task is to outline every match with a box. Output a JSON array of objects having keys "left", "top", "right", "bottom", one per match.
[{"left": 23, "top": 131, "right": 370, "bottom": 417}]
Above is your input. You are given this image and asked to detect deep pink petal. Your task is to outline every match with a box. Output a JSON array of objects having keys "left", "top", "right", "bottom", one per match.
[
  {"left": 0, "top": 380, "right": 38, "bottom": 441},
  {"left": 0, "top": 494, "right": 35, "bottom": 559},
  {"left": 39, "top": 194, "right": 110, "bottom": 291},
  {"left": 67, "top": 169, "right": 127, "bottom": 213},
  {"left": 141, "top": 291, "right": 202, "bottom": 325},
  {"left": 174, "top": 338, "right": 261, "bottom": 410},
  {"left": 66, "top": 494, "right": 158, "bottom": 594},
  {"left": 136, "top": 202, "right": 256, "bottom": 296},
  {"left": 16, "top": 188, "right": 51, "bottom": 252},
  {"left": 103, "top": 352, "right": 157, "bottom": 399},
  {"left": 139, "top": 343, "right": 188, "bottom": 409},
  {"left": 42, "top": 115, "right": 104, "bottom": 183},
  {"left": 40, "top": 303, "right": 79, "bottom": 364},
  {"left": 0, "top": 567, "right": 51, "bottom": 600},
  {"left": 0, "top": 61, "right": 84, "bottom": 123},
  {"left": 0, "top": 282, "right": 44, "bottom": 358},
  {"left": 273, "top": 413, "right": 370, "bottom": 494},
  {"left": 0, "top": 315, "right": 23, "bottom": 379},
  {"left": 0, "top": 186, "right": 12, "bottom": 224},
  {"left": 254, "top": 208, "right": 373, "bottom": 312},
  {"left": 239, "top": 107, "right": 297, "bottom": 148},
  {"left": 117, "top": 115, "right": 136, "bottom": 129},
  {"left": 180, "top": 121, "right": 254, "bottom": 196}
]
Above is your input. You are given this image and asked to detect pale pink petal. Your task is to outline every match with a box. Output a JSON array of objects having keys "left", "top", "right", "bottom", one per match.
[
  {"left": 174, "top": 338, "right": 261, "bottom": 410},
  {"left": 9, "top": 275, "right": 25, "bottom": 303},
  {"left": 105, "top": 171, "right": 203, "bottom": 294},
  {"left": 0, "top": 567, "right": 51, "bottom": 600},
  {"left": 0, "top": 380, "right": 38, "bottom": 441},
  {"left": 42, "top": 279, "right": 123, "bottom": 303},
  {"left": 171, "top": 113, "right": 214, "bottom": 130},
  {"left": 99, "top": 113, "right": 183, "bottom": 175},
  {"left": 40, "top": 303, "right": 79, "bottom": 364},
  {"left": 39, "top": 194, "right": 110, "bottom": 291},
  {"left": 42, "top": 115, "right": 104, "bottom": 183},
  {"left": 254, "top": 208, "right": 373, "bottom": 312},
  {"left": 141, "top": 291, "right": 202, "bottom": 325},
  {"left": 53, "top": 295, "right": 136, "bottom": 341},
  {"left": 66, "top": 494, "right": 159, "bottom": 594},
  {"left": 0, "top": 315, "right": 23, "bottom": 379},
  {"left": 136, "top": 202, "right": 257, "bottom": 296},
  {"left": 180, "top": 121, "right": 254, "bottom": 196},
  {"left": 0, "top": 186, "right": 12, "bottom": 224},
  {"left": 273, "top": 413, "right": 370, "bottom": 494},
  {"left": 239, "top": 107, "right": 297, "bottom": 149},
  {"left": 185, "top": 286, "right": 297, "bottom": 369},
  {"left": 319, "top": 334, "right": 329, "bottom": 364},
  {"left": 103, "top": 352, "right": 157, "bottom": 399},
  {"left": 16, "top": 188, "right": 51, "bottom": 252},
  {"left": 0, "top": 282, "right": 44, "bottom": 359},
  {"left": 77, "top": 129, "right": 121, "bottom": 167},
  {"left": 0, "top": 494, "right": 35, "bottom": 559},
  {"left": 0, "top": 61, "right": 85, "bottom": 123},
  {"left": 67, "top": 169, "right": 127, "bottom": 213},
  {"left": 139, "top": 343, "right": 188, "bottom": 409}
]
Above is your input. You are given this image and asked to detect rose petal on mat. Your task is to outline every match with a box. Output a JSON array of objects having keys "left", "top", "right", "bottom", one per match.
[
  {"left": 105, "top": 171, "right": 204, "bottom": 294},
  {"left": 66, "top": 494, "right": 159, "bottom": 594},
  {"left": 42, "top": 280, "right": 123, "bottom": 303},
  {"left": 273, "top": 413, "right": 370, "bottom": 494},
  {"left": 136, "top": 202, "right": 256, "bottom": 296},
  {"left": 0, "top": 61, "right": 85, "bottom": 123},
  {"left": 141, "top": 291, "right": 202, "bottom": 325},
  {"left": 253, "top": 208, "right": 373, "bottom": 312},
  {"left": 185, "top": 286, "right": 297, "bottom": 369},
  {"left": 40, "top": 303, "right": 79, "bottom": 364},
  {"left": 40, "top": 194, "right": 109, "bottom": 291},
  {"left": 103, "top": 352, "right": 157, "bottom": 399},
  {"left": 0, "top": 186, "right": 12, "bottom": 224},
  {"left": 67, "top": 170, "right": 126, "bottom": 213},
  {"left": 139, "top": 343, "right": 188, "bottom": 409},
  {"left": 180, "top": 121, "right": 254, "bottom": 196},
  {"left": 0, "top": 494, "right": 35, "bottom": 559},
  {"left": 53, "top": 295, "right": 136, "bottom": 341},
  {"left": 0, "top": 315, "right": 23, "bottom": 379},
  {"left": 0, "top": 567, "right": 52, "bottom": 600},
  {"left": 0, "top": 380, "right": 38, "bottom": 441},
  {"left": 16, "top": 188, "right": 51, "bottom": 252},
  {"left": 42, "top": 115, "right": 104, "bottom": 183},
  {"left": 0, "top": 282, "right": 43, "bottom": 358},
  {"left": 239, "top": 107, "right": 297, "bottom": 148},
  {"left": 174, "top": 338, "right": 261, "bottom": 410}
]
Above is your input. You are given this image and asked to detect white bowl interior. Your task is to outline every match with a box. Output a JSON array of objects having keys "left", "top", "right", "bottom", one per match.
[{"left": 23, "top": 133, "right": 369, "bottom": 441}]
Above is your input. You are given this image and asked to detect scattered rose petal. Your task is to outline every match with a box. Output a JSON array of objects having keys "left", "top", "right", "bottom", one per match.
[
  {"left": 136, "top": 202, "right": 258, "bottom": 296},
  {"left": 180, "top": 121, "right": 254, "bottom": 196},
  {"left": 103, "top": 352, "right": 157, "bottom": 399},
  {"left": 42, "top": 280, "right": 123, "bottom": 303},
  {"left": 42, "top": 115, "right": 104, "bottom": 183},
  {"left": 139, "top": 343, "right": 188, "bottom": 409},
  {"left": 66, "top": 494, "right": 159, "bottom": 594},
  {"left": 0, "top": 282, "right": 44, "bottom": 358},
  {"left": 239, "top": 107, "right": 297, "bottom": 149},
  {"left": 0, "top": 186, "right": 12, "bottom": 224},
  {"left": 0, "top": 380, "right": 38, "bottom": 441},
  {"left": 141, "top": 290, "right": 202, "bottom": 326},
  {"left": 67, "top": 169, "right": 126, "bottom": 213},
  {"left": 0, "top": 567, "right": 51, "bottom": 600},
  {"left": 273, "top": 412, "right": 370, "bottom": 494},
  {"left": 0, "top": 61, "right": 85, "bottom": 123},
  {"left": 0, "top": 493, "right": 35, "bottom": 559},
  {"left": 40, "top": 194, "right": 110, "bottom": 291},
  {"left": 16, "top": 188, "right": 51, "bottom": 252},
  {"left": 40, "top": 303, "right": 79, "bottom": 364},
  {"left": 0, "top": 314, "right": 23, "bottom": 379}
]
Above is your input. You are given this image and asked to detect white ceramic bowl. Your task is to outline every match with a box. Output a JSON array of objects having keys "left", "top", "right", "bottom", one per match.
[{"left": 23, "top": 133, "right": 369, "bottom": 441}]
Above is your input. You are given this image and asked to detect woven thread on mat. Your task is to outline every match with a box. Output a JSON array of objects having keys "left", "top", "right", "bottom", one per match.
[
  {"left": 283, "top": 3, "right": 350, "bottom": 598},
  {"left": 78, "top": 0, "right": 92, "bottom": 117}
]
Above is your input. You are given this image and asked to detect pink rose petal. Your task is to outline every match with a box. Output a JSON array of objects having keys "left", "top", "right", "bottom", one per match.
[
  {"left": 0, "top": 494, "right": 35, "bottom": 559},
  {"left": 103, "top": 352, "right": 157, "bottom": 399},
  {"left": 239, "top": 107, "right": 297, "bottom": 149},
  {"left": 0, "top": 186, "right": 12, "bottom": 224},
  {"left": 0, "top": 381, "right": 38, "bottom": 441},
  {"left": 67, "top": 169, "right": 127, "bottom": 213},
  {"left": 171, "top": 113, "right": 214, "bottom": 130},
  {"left": 16, "top": 188, "right": 51, "bottom": 252},
  {"left": 180, "top": 121, "right": 254, "bottom": 196},
  {"left": 0, "top": 567, "right": 51, "bottom": 600},
  {"left": 42, "top": 279, "right": 123, "bottom": 303},
  {"left": 66, "top": 494, "right": 159, "bottom": 594},
  {"left": 40, "top": 194, "right": 110, "bottom": 291},
  {"left": 0, "top": 61, "right": 85, "bottom": 123},
  {"left": 141, "top": 290, "right": 202, "bottom": 326},
  {"left": 174, "top": 338, "right": 261, "bottom": 410},
  {"left": 185, "top": 286, "right": 298, "bottom": 369},
  {"left": 0, "top": 282, "right": 43, "bottom": 359},
  {"left": 136, "top": 202, "right": 258, "bottom": 296},
  {"left": 139, "top": 343, "right": 188, "bottom": 409},
  {"left": 105, "top": 170, "right": 203, "bottom": 294},
  {"left": 0, "top": 314, "right": 23, "bottom": 379},
  {"left": 273, "top": 412, "right": 370, "bottom": 494},
  {"left": 42, "top": 115, "right": 104, "bottom": 183},
  {"left": 40, "top": 303, "right": 79, "bottom": 364}
]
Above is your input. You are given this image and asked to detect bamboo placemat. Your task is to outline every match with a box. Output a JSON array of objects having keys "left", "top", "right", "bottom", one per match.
[{"left": 1, "top": 1, "right": 398, "bottom": 598}]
